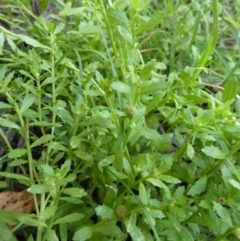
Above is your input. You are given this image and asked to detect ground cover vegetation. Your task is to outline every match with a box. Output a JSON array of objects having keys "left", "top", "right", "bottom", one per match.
[{"left": 0, "top": 0, "right": 240, "bottom": 240}]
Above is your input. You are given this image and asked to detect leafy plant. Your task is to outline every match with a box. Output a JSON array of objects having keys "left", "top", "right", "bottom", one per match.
[{"left": 0, "top": 0, "right": 240, "bottom": 240}]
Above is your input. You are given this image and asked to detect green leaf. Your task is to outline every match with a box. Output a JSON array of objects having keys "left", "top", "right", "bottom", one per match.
[
  {"left": 106, "top": 8, "right": 129, "bottom": 27},
  {"left": 147, "top": 177, "right": 171, "bottom": 199},
  {"left": 159, "top": 155, "right": 173, "bottom": 173},
  {"left": 46, "top": 229, "right": 58, "bottom": 241},
  {"left": 111, "top": 81, "right": 130, "bottom": 93},
  {"left": 31, "top": 135, "right": 55, "bottom": 148},
  {"left": 126, "top": 214, "right": 145, "bottom": 241},
  {"left": 137, "top": 12, "right": 163, "bottom": 35},
  {"left": 223, "top": 78, "right": 238, "bottom": 103},
  {"left": 160, "top": 175, "right": 181, "bottom": 184},
  {"left": 131, "top": 0, "right": 140, "bottom": 11},
  {"left": 213, "top": 201, "right": 232, "bottom": 227},
  {"left": 18, "top": 70, "right": 34, "bottom": 79},
  {"left": 40, "top": 205, "right": 57, "bottom": 220},
  {"left": 17, "top": 215, "right": 47, "bottom": 227},
  {"left": 0, "top": 101, "right": 12, "bottom": 109},
  {"left": 140, "top": 81, "right": 168, "bottom": 95},
  {"left": 0, "top": 117, "right": 20, "bottom": 129},
  {"left": 73, "top": 227, "right": 93, "bottom": 241},
  {"left": 187, "top": 175, "right": 207, "bottom": 196},
  {"left": 53, "top": 22, "right": 65, "bottom": 35},
  {"left": 228, "top": 179, "right": 240, "bottom": 190},
  {"left": 201, "top": 146, "right": 225, "bottom": 159},
  {"left": 41, "top": 76, "right": 58, "bottom": 86},
  {"left": 8, "top": 148, "right": 27, "bottom": 158},
  {"left": 80, "top": 117, "right": 115, "bottom": 129},
  {"left": 146, "top": 91, "right": 165, "bottom": 114},
  {"left": 20, "top": 94, "right": 36, "bottom": 114},
  {"left": 0, "top": 172, "right": 30, "bottom": 186},
  {"left": 139, "top": 182, "right": 148, "bottom": 206},
  {"left": 53, "top": 213, "right": 84, "bottom": 225},
  {"left": 95, "top": 205, "right": 115, "bottom": 219},
  {"left": 150, "top": 209, "right": 165, "bottom": 220},
  {"left": 59, "top": 223, "right": 68, "bottom": 241},
  {"left": 61, "top": 187, "right": 87, "bottom": 198},
  {"left": 28, "top": 184, "right": 55, "bottom": 194},
  {"left": 138, "top": 127, "right": 161, "bottom": 141},
  {"left": 95, "top": 224, "right": 122, "bottom": 237},
  {"left": 18, "top": 34, "right": 50, "bottom": 50},
  {"left": 180, "top": 226, "right": 194, "bottom": 241},
  {"left": 59, "top": 7, "right": 87, "bottom": 16},
  {"left": 59, "top": 160, "right": 71, "bottom": 178},
  {"left": 0, "top": 220, "right": 17, "bottom": 241},
  {"left": 118, "top": 26, "right": 133, "bottom": 44},
  {"left": 187, "top": 143, "right": 195, "bottom": 159},
  {"left": 114, "top": 145, "right": 124, "bottom": 172}
]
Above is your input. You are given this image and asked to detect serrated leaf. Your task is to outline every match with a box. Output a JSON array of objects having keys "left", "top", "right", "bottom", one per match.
[
  {"left": 53, "top": 213, "right": 84, "bottom": 225},
  {"left": 139, "top": 182, "right": 148, "bottom": 206},
  {"left": 187, "top": 175, "right": 207, "bottom": 196},
  {"left": 213, "top": 201, "right": 232, "bottom": 227},
  {"left": 95, "top": 205, "right": 115, "bottom": 219},
  {"left": 201, "top": 146, "right": 225, "bottom": 159},
  {"left": 150, "top": 209, "right": 165, "bottom": 220},
  {"left": 73, "top": 227, "right": 93, "bottom": 241},
  {"left": 20, "top": 94, "right": 36, "bottom": 114},
  {"left": 0, "top": 117, "right": 20, "bottom": 129},
  {"left": 126, "top": 214, "right": 145, "bottom": 241},
  {"left": 27, "top": 184, "right": 55, "bottom": 194},
  {"left": 61, "top": 188, "right": 87, "bottom": 198},
  {"left": 8, "top": 149, "right": 27, "bottom": 158}
]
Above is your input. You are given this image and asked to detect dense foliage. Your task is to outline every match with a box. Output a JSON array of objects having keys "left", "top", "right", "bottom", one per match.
[{"left": 0, "top": 0, "right": 240, "bottom": 240}]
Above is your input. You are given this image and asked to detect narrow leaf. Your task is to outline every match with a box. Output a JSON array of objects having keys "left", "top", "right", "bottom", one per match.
[
  {"left": 0, "top": 117, "right": 20, "bottom": 129},
  {"left": 53, "top": 213, "right": 84, "bottom": 225}
]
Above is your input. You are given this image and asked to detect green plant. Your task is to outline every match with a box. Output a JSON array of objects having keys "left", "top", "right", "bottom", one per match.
[{"left": 0, "top": 0, "right": 240, "bottom": 240}]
